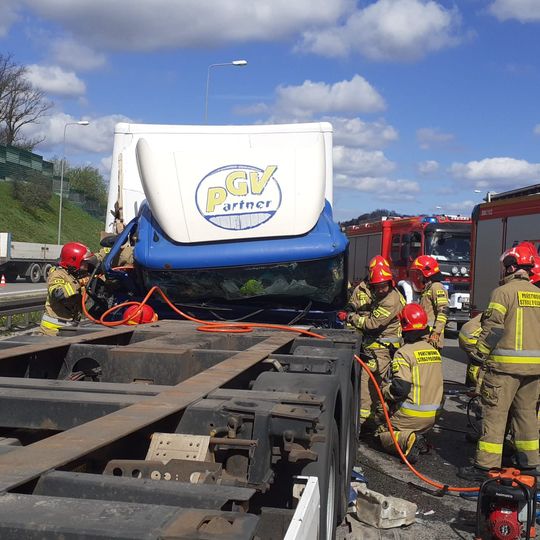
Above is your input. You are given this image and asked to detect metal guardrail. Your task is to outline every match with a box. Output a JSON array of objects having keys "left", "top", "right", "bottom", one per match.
[{"left": 0, "top": 290, "right": 46, "bottom": 330}]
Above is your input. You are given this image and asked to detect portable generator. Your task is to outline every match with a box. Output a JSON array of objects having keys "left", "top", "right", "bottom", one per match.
[{"left": 475, "top": 468, "right": 537, "bottom": 540}]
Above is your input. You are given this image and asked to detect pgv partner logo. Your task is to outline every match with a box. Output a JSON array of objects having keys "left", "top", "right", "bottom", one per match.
[{"left": 195, "top": 164, "right": 281, "bottom": 230}]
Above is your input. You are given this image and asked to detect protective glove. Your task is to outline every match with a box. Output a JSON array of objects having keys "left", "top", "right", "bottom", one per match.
[
  {"left": 427, "top": 332, "right": 440, "bottom": 348},
  {"left": 346, "top": 312, "right": 356, "bottom": 325},
  {"left": 469, "top": 350, "right": 486, "bottom": 366},
  {"left": 466, "top": 363, "right": 480, "bottom": 386}
]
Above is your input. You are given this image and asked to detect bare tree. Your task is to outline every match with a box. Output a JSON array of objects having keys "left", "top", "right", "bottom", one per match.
[{"left": 0, "top": 54, "right": 52, "bottom": 150}]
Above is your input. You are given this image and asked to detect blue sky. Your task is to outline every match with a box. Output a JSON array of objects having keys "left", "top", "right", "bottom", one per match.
[{"left": 2, "top": 0, "right": 540, "bottom": 222}]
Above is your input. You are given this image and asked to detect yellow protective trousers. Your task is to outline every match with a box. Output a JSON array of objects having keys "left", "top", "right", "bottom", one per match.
[
  {"left": 376, "top": 409, "right": 436, "bottom": 455},
  {"left": 476, "top": 369, "right": 540, "bottom": 469},
  {"left": 359, "top": 346, "right": 392, "bottom": 425}
]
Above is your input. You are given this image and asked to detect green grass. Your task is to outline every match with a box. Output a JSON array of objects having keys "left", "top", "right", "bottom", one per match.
[{"left": 0, "top": 181, "right": 105, "bottom": 251}]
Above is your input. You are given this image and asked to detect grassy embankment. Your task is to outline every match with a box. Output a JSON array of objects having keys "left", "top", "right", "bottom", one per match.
[{"left": 0, "top": 181, "right": 104, "bottom": 251}]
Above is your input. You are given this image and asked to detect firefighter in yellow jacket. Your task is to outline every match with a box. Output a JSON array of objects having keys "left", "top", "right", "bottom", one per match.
[
  {"left": 410, "top": 255, "right": 449, "bottom": 350},
  {"left": 458, "top": 244, "right": 540, "bottom": 480},
  {"left": 40, "top": 242, "right": 96, "bottom": 336},
  {"left": 346, "top": 255, "right": 391, "bottom": 316},
  {"left": 347, "top": 262, "right": 404, "bottom": 428},
  {"left": 458, "top": 312, "right": 483, "bottom": 388},
  {"left": 377, "top": 303, "right": 443, "bottom": 463}
]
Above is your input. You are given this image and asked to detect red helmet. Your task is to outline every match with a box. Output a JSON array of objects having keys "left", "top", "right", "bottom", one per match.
[
  {"left": 410, "top": 255, "right": 440, "bottom": 278},
  {"left": 500, "top": 244, "right": 535, "bottom": 268},
  {"left": 60, "top": 242, "right": 94, "bottom": 271},
  {"left": 123, "top": 304, "right": 158, "bottom": 325},
  {"left": 400, "top": 303, "right": 428, "bottom": 332},
  {"left": 369, "top": 265, "right": 393, "bottom": 285},
  {"left": 369, "top": 255, "right": 390, "bottom": 270},
  {"left": 530, "top": 256, "right": 540, "bottom": 285}
]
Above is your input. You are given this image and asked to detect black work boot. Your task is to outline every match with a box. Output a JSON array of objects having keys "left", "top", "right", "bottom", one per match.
[{"left": 457, "top": 464, "right": 490, "bottom": 482}]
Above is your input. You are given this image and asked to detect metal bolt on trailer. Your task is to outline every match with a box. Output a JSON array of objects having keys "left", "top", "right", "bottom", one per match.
[{"left": 0, "top": 320, "right": 359, "bottom": 539}]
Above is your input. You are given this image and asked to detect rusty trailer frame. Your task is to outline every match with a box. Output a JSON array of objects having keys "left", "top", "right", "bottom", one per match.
[{"left": 0, "top": 321, "right": 360, "bottom": 539}]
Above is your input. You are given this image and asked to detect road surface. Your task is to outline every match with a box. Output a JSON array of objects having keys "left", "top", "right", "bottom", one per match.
[{"left": 0, "top": 283, "right": 46, "bottom": 296}]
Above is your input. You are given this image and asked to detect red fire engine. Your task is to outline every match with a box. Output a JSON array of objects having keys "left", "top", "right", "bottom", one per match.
[
  {"left": 346, "top": 214, "right": 471, "bottom": 323},
  {"left": 471, "top": 184, "right": 540, "bottom": 315}
]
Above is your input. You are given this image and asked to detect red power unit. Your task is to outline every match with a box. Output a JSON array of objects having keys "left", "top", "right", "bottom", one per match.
[{"left": 475, "top": 468, "right": 537, "bottom": 540}]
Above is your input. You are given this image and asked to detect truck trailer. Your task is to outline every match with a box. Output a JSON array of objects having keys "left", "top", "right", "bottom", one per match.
[
  {"left": 345, "top": 214, "right": 472, "bottom": 323},
  {"left": 0, "top": 232, "right": 61, "bottom": 282}
]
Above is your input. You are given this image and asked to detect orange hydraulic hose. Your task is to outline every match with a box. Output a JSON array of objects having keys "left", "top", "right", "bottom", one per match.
[
  {"left": 354, "top": 353, "right": 479, "bottom": 493},
  {"left": 81, "top": 272, "right": 478, "bottom": 493},
  {"left": 81, "top": 282, "right": 326, "bottom": 339}
]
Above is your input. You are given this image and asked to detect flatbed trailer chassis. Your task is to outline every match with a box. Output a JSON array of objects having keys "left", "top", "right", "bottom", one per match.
[{"left": 0, "top": 321, "right": 360, "bottom": 540}]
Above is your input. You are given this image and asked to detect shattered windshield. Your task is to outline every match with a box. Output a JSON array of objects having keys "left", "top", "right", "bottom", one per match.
[
  {"left": 144, "top": 254, "right": 346, "bottom": 307},
  {"left": 425, "top": 231, "right": 470, "bottom": 262}
]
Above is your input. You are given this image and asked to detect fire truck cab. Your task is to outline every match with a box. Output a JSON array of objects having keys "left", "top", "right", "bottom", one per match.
[
  {"left": 346, "top": 214, "right": 471, "bottom": 323},
  {"left": 471, "top": 184, "right": 540, "bottom": 315}
]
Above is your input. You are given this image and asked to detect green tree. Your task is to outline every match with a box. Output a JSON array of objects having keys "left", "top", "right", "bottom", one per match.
[
  {"left": 340, "top": 209, "right": 403, "bottom": 228},
  {"left": 66, "top": 165, "right": 108, "bottom": 210}
]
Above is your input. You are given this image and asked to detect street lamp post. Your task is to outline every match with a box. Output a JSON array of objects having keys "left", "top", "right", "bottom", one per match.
[
  {"left": 474, "top": 189, "right": 497, "bottom": 202},
  {"left": 204, "top": 59, "right": 247, "bottom": 123},
  {"left": 57, "top": 120, "right": 90, "bottom": 245}
]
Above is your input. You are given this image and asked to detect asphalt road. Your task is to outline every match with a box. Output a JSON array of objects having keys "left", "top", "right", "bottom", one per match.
[
  {"left": 339, "top": 333, "right": 483, "bottom": 539},
  {"left": 0, "top": 282, "right": 46, "bottom": 296}
]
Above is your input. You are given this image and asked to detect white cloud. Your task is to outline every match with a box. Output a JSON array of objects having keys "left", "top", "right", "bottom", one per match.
[
  {"left": 50, "top": 39, "right": 106, "bottom": 71},
  {"left": 21, "top": 0, "right": 354, "bottom": 51},
  {"left": 328, "top": 117, "right": 398, "bottom": 148},
  {"left": 439, "top": 200, "right": 476, "bottom": 213},
  {"left": 335, "top": 174, "right": 420, "bottom": 200},
  {"left": 298, "top": 0, "right": 464, "bottom": 61},
  {"left": 450, "top": 157, "right": 540, "bottom": 188},
  {"left": 418, "top": 160, "right": 440, "bottom": 174},
  {"left": 333, "top": 146, "right": 395, "bottom": 177},
  {"left": 0, "top": 2, "right": 19, "bottom": 37},
  {"left": 417, "top": 127, "right": 455, "bottom": 149},
  {"left": 273, "top": 75, "right": 385, "bottom": 120},
  {"left": 99, "top": 155, "right": 113, "bottom": 177},
  {"left": 24, "top": 112, "right": 133, "bottom": 155},
  {"left": 534, "top": 124, "right": 540, "bottom": 135},
  {"left": 26, "top": 65, "right": 86, "bottom": 97},
  {"left": 489, "top": 0, "right": 540, "bottom": 22}
]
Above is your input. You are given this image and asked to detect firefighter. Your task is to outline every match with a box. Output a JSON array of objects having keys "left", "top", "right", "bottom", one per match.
[
  {"left": 39, "top": 242, "right": 97, "bottom": 336},
  {"left": 346, "top": 255, "right": 391, "bottom": 316},
  {"left": 458, "top": 312, "right": 483, "bottom": 388},
  {"left": 376, "top": 303, "right": 443, "bottom": 463},
  {"left": 347, "top": 262, "right": 404, "bottom": 429},
  {"left": 458, "top": 244, "right": 540, "bottom": 480},
  {"left": 409, "top": 255, "right": 449, "bottom": 351}
]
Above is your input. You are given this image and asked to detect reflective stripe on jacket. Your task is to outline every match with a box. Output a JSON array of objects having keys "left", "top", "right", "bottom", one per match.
[
  {"left": 386, "top": 341, "right": 443, "bottom": 418},
  {"left": 420, "top": 281, "right": 449, "bottom": 335},
  {"left": 476, "top": 271, "right": 540, "bottom": 376},
  {"left": 458, "top": 312, "right": 483, "bottom": 356},
  {"left": 349, "top": 288, "right": 405, "bottom": 346},
  {"left": 44, "top": 267, "right": 83, "bottom": 322}
]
